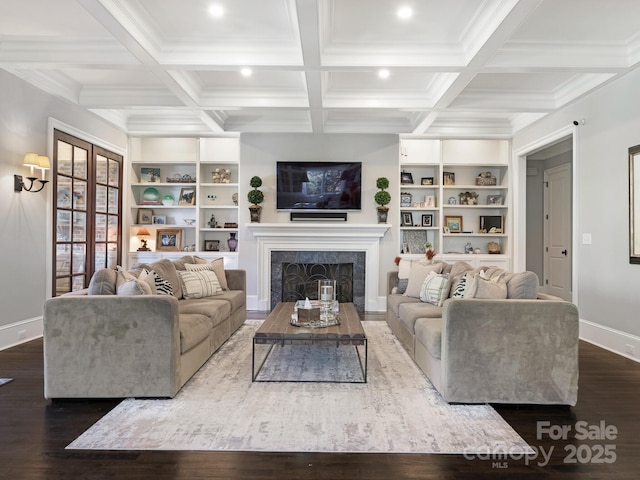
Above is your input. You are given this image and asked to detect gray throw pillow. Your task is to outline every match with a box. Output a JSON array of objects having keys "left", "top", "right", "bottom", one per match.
[{"left": 88, "top": 268, "right": 117, "bottom": 295}]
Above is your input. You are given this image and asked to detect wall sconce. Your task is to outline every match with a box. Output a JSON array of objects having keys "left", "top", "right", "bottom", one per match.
[
  {"left": 14, "top": 152, "right": 50, "bottom": 193},
  {"left": 136, "top": 227, "right": 151, "bottom": 251}
]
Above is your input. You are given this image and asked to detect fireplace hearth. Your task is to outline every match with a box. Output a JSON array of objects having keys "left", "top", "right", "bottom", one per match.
[{"left": 271, "top": 251, "right": 365, "bottom": 312}]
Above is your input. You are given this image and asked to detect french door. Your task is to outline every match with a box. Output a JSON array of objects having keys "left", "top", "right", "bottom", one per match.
[{"left": 53, "top": 130, "right": 123, "bottom": 296}]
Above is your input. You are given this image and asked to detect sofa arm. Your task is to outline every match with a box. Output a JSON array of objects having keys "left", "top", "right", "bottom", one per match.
[
  {"left": 43, "top": 295, "right": 181, "bottom": 399},
  {"left": 225, "top": 269, "right": 246, "bottom": 292},
  {"left": 439, "top": 298, "right": 579, "bottom": 405}
]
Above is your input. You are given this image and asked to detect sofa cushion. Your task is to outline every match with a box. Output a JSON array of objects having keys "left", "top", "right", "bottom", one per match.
[
  {"left": 214, "top": 289, "right": 246, "bottom": 312},
  {"left": 172, "top": 255, "right": 196, "bottom": 271},
  {"left": 88, "top": 268, "right": 117, "bottom": 295},
  {"left": 138, "top": 269, "right": 174, "bottom": 295},
  {"left": 404, "top": 261, "right": 443, "bottom": 298},
  {"left": 145, "top": 259, "right": 182, "bottom": 299},
  {"left": 179, "top": 313, "right": 213, "bottom": 354},
  {"left": 117, "top": 277, "right": 152, "bottom": 296},
  {"left": 387, "top": 293, "right": 421, "bottom": 318},
  {"left": 415, "top": 318, "right": 442, "bottom": 360},
  {"left": 481, "top": 267, "right": 539, "bottom": 299},
  {"left": 179, "top": 298, "right": 230, "bottom": 328},
  {"left": 420, "top": 272, "right": 451, "bottom": 306},
  {"left": 178, "top": 270, "right": 222, "bottom": 299},
  {"left": 398, "top": 301, "right": 442, "bottom": 334}
]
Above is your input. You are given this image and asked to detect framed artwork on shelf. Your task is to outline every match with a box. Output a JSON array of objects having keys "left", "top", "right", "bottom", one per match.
[
  {"left": 487, "top": 194, "right": 504, "bottom": 205},
  {"left": 401, "top": 211, "right": 413, "bottom": 227},
  {"left": 443, "top": 171, "right": 456, "bottom": 185},
  {"left": 178, "top": 187, "right": 196, "bottom": 205},
  {"left": 422, "top": 214, "right": 433, "bottom": 227},
  {"left": 424, "top": 195, "right": 436, "bottom": 207},
  {"left": 152, "top": 215, "right": 166, "bottom": 225},
  {"left": 479, "top": 215, "right": 504, "bottom": 233},
  {"left": 421, "top": 177, "right": 434, "bottom": 185},
  {"left": 137, "top": 209, "right": 153, "bottom": 224},
  {"left": 204, "top": 240, "right": 220, "bottom": 251},
  {"left": 156, "top": 229, "right": 181, "bottom": 251},
  {"left": 400, "top": 171, "right": 414, "bottom": 184},
  {"left": 445, "top": 215, "right": 463, "bottom": 233},
  {"left": 140, "top": 167, "right": 161, "bottom": 183}
]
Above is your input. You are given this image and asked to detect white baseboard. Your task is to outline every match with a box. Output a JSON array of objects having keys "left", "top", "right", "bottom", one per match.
[
  {"left": 580, "top": 319, "right": 640, "bottom": 363},
  {"left": 0, "top": 316, "right": 43, "bottom": 351}
]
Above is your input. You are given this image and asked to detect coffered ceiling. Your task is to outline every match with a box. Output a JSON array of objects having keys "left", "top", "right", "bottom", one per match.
[{"left": 2, "top": 0, "right": 639, "bottom": 136}]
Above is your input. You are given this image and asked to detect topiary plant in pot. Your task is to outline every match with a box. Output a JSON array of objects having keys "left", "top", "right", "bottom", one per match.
[
  {"left": 374, "top": 177, "right": 391, "bottom": 223},
  {"left": 247, "top": 175, "right": 264, "bottom": 223}
]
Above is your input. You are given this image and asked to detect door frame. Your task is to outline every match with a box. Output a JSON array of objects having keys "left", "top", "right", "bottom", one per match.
[
  {"left": 46, "top": 118, "right": 126, "bottom": 301},
  {"left": 512, "top": 125, "right": 579, "bottom": 303}
]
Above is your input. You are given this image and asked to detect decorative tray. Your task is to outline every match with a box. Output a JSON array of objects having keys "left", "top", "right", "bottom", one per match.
[{"left": 290, "top": 315, "right": 340, "bottom": 328}]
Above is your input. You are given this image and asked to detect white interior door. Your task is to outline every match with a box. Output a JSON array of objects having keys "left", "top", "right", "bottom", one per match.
[{"left": 543, "top": 164, "right": 572, "bottom": 300}]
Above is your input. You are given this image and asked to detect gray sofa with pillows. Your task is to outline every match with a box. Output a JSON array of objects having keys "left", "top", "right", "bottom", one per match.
[
  {"left": 43, "top": 256, "right": 246, "bottom": 399},
  {"left": 387, "top": 259, "right": 579, "bottom": 406}
]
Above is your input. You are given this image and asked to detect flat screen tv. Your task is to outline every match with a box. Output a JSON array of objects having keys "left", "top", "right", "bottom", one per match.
[{"left": 276, "top": 161, "right": 362, "bottom": 211}]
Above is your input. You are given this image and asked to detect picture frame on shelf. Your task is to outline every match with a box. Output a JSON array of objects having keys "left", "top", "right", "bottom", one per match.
[
  {"left": 400, "top": 171, "right": 414, "bottom": 184},
  {"left": 422, "top": 214, "right": 433, "bottom": 227},
  {"left": 402, "top": 242, "right": 410, "bottom": 254},
  {"left": 401, "top": 211, "right": 413, "bottom": 227},
  {"left": 487, "top": 194, "right": 504, "bottom": 205},
  {"left": 152, "top": 215, "right": 166, "bottom": 225},
  {"left": 479, "top": 215, "right": 504, "bottom": 233},
  {"left": 421, "top": 177, "right": 434, "bottom": 185},
  {"left": 178, "top": 187, "right": 196, "bottom": 205},
  {"left": 156, "top": 229, "right": 181, "bottom": 251},
  {"left": 140, "top": 167, "right": 160, "bottom": 183},
  {"left": 400, "top": 192, "right": 413, "bottom": 207},
  {"left": 204, "top": 240, "right": 220, "bottom": 252},
  {"left": 424, "top": 195, "right": 436, "bottom": 207},
  {"left": 443, "top": 171, "right": 456, "bottom": 185},
  {"left": 137, "top": 209, "right": 153, "bottom": 224},
  {"left": 445, "top": 215, "right": 463, "bottom": 233}
]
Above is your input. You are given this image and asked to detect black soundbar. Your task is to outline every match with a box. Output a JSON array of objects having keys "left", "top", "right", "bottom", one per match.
[{"left": 290, "top": 211, "right": 348, "bottom": 222}]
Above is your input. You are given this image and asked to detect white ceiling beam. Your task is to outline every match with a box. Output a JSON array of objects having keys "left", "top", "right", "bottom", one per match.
[{"left": 296, "top": 0, "right": 323, "bottom": 133}]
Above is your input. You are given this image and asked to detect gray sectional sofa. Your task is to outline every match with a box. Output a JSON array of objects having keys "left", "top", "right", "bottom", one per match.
[
  {"left": 387, "top": 260, "right": 579, "bottom": 405},
  {"left": 43, "top": 256, "right": 246, "bottom": 399}
]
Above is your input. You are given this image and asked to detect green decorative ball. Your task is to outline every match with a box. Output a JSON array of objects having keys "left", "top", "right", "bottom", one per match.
[{"left": 143, "top": 187, "right": 160, "bottom": 202}]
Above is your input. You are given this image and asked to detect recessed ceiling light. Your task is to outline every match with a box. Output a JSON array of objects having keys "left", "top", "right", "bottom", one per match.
[
  {"left": 209, "top": 4, "right": 224, "bottom": 17},
  {"left": 397, "top": 6, "right": 413, "bottom": 20},
  {"left": 378, "top": 69, "right": 390, "bottom": 79},
  {"left": 241, "top": 68, "right": 253, "bottom": 77}
]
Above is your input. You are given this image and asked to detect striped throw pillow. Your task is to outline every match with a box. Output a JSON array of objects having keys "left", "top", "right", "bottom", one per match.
[{"left": 178, "top": 270, "right": 222, "bottom": 299}]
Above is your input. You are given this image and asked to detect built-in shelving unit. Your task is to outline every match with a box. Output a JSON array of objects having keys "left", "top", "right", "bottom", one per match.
[
  {"left": 126, "top": 136, "right": 240, "bottom": 268},
  {"left": 398, "top": 138, "right": 511, "bottom": 269}
]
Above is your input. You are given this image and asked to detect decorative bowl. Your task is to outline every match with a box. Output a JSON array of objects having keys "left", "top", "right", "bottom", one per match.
[{"left": 184, "top": 219, "right": 195, "bottom": 226}]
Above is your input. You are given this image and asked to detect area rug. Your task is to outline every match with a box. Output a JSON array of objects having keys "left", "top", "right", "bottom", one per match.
[{"left": 68, "top": 321, "right": 533, "bottom": 454}]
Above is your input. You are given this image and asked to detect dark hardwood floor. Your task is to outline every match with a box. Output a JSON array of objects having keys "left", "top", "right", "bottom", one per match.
[{"left": 1, "top": 312, "right": 639, "bottom": 479}]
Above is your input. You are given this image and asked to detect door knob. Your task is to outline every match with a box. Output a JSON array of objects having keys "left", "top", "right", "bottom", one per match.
[{"left": 561, "top": 249, "right": 568, "bottom": 256}]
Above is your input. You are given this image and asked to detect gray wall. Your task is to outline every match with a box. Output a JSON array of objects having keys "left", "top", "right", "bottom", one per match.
[
  {"left": 0, "top": 69, "right": 127, "bottom": 343},
  {"left": 238, "top": 133, "right": 400, "bottom": 305},
  {"left": 514, "top": 66, "right": 640, "bottom": 339}
]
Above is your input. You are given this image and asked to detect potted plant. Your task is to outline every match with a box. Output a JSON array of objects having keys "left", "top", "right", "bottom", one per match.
[
  {"left": 374, "top": 177, "right": 391, "bottom": 223},
  {"left": 424, "top": 241, "right": 435, "bottom": 261},
  {"left": 247, "top": 175, "right": 264, "bottom": 223}
]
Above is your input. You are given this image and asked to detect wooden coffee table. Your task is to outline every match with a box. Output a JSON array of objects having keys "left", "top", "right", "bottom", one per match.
[{"left": 252, "top": 302, "right": 367, "bottom": 383}]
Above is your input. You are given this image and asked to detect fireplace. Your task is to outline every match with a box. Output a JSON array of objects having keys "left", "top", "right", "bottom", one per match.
[
  {"left": 247, "top": 223, "right": 390, "bottom": 312},
  {"left": 271, "top": 251, "right": 365, "bottom": 311}
]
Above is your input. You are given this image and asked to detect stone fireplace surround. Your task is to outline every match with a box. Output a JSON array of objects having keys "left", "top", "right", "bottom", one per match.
[{"left": 247, "top": 223, "right": 390, "bottom": 312}]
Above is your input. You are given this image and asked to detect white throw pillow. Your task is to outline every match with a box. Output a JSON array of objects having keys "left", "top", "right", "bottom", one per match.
[
  {"left": 191, "top": 257, "right": 228, "bottom": 290},
  {"left": 403, "top": 261, "right": 443, "bottom": 298},
  {"left": 117, "top": 278, "right": 152, "bottom": 296},
  {"left": 178, "top": 270, "right": 222, "bottom": 299},
  {"left": 419, "top": 271, "right": 451, "bottom": 306},
  {"left": 464, "top": 270, "right": 507, "bottom": 299}
]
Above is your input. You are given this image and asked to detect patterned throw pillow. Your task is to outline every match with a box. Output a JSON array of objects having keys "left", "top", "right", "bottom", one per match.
[
  {"left": 419, "top": 272, "right": 451, "bottom": 306},
  {"left": 450, "top": 272, "right": 468, "bottom": 298},
  {"left": 139, "top": 269, "right": 174, "bottom": 295},
  {"left": 191, "top": 257, "right": 228, "bottom": 290},
  {"left": 178, "top": 270, "right": 222, "bottom": 299}
]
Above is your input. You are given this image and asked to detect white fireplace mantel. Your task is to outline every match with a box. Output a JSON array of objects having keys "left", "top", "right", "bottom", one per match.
[{"left": 247, "top": 223, "right": 391, "bottom": 311}]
